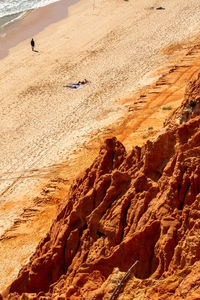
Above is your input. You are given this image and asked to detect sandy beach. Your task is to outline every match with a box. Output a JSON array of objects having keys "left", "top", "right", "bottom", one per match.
[{"left": 1, "top": 0, "right": 200, "bottom": 291}]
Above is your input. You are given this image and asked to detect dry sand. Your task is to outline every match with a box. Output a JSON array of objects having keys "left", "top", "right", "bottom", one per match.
[{"left": 1, "top": 0, "right": 200, "bottom": 291}]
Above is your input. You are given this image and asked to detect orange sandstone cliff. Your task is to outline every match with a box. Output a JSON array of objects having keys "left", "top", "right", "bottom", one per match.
[{"left": 3, "top": 74, "right": 200, "bottom": 299}]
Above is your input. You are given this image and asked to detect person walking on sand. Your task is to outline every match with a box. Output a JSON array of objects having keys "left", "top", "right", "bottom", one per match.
[{"left": 31, "top": 38, "right": 35, "bottom": 51}]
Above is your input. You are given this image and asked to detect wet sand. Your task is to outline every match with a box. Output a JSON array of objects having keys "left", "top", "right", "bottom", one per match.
[
  {"left": 1, "top": 0, "right": 200, "bottom": 291},
  {"left": 0, "top": 0, "right": 78, "bottom": 59}
]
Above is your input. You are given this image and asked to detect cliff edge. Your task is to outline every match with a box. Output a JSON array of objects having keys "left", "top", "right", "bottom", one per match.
[{"left": 3, "top": 74, "right": 200, "bottom": 299}]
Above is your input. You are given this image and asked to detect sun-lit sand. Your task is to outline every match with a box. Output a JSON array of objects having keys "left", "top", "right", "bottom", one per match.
[{"left": 1, "top": 0, "right": 200, "bottom": 291}]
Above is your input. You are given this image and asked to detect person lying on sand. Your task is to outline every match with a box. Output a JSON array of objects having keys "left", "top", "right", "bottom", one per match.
[
  {"left": 64, "top": 79, "right": 90, "bottom": 89},
  {"left": 78, "top": 79, "right": 89, "bottom": 85},
  {"left": 156, "top": 6, "right": 165, "bottom": 10}
]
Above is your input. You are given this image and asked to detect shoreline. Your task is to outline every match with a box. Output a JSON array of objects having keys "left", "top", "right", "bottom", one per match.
[{"left": 0, "top": 0, "right": 78, "bottom": 59}]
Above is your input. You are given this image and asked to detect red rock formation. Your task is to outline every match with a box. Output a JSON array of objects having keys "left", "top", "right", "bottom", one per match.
[
  {"left": 3, "top": 75, "right": 200, "bottom": 299},
  {"left": 165, "top": 71, "right": 200, "bottom": 126}
]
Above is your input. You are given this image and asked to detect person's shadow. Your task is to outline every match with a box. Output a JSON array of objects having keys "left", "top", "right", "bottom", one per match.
[{"left": 33, "top": 49, "right": 39, "bottom": 53}]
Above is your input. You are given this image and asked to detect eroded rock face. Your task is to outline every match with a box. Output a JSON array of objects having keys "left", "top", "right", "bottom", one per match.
[
  {"left": 165, "top": 72, "right": 200, "bottom": 126},
  {"left": 3, "top": 80, "right": 200, "bottom": 299}
]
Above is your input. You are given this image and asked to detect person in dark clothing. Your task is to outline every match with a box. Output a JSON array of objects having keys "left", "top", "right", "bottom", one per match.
[{"left": 31, "top": 38, "right": 35, "bottom": 51}]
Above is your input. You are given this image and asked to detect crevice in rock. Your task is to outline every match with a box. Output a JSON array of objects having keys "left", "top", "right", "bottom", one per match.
[
  {"left": 97, "top": 231, "right": 106, "bottom": 238},
  {"left": 134, "top": 222, "right": 161, "bottom": 279},
  {"left": 179, "top": 185, "right": 190, "bottom": 210},
  {"left": 148, "top": 171, "right": 162, "bottom": 182},
  {"left": 120, "top": 199, "right": 132, "bottom": 243},
  {"left": 179, "top": 180, "right": 190, "bottom": 210}
]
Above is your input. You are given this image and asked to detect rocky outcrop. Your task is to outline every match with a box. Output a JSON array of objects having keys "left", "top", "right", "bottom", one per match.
[
  {"left": 165, "top": 72, "right": 200, "bottom": 126},
  {"left": 3, "top": 76, "right": 200, "bottom": 299}
]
